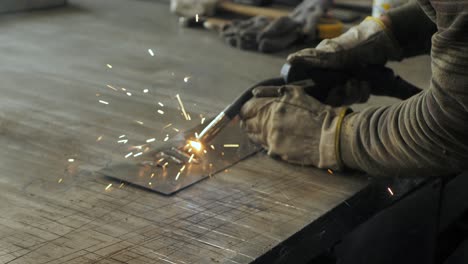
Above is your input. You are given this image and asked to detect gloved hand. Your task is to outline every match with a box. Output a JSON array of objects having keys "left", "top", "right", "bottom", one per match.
[
  {"left": 221, "top": 0, "right": 332, "bottom": 53},
  {"left": 170, "top": 0, "right": 218, "bottom": 17},
  {"left": 287, "top": 16, "right": 402, "bottom": 69},
  {"left": 221, "top": 16, "right": 302, "bottom": 52},
  {"left": 239, "top": 80, "right": 350, "bottom": 170}
]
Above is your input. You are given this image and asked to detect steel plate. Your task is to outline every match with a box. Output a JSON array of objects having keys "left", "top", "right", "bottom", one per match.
[{"left": 98, "top": 118, "right": 260, "bottom": 195}]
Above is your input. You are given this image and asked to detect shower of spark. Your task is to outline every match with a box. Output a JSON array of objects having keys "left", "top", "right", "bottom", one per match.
[
  {"left": 107, "top": 84, "right": 117, "bottom": 91},
  {"left": 223, "top": 144, "right": 239, "bottom": 148},
  {"left": 387, "top": 187, "right": 394, "bottom": 196},
  {"left": 175, "top": 94, "right": 190, "bottom": 120}
]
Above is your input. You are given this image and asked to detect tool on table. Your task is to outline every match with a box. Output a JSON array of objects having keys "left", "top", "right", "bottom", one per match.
[
  {"left": 180, "top": 1, "right": 343, "bottom": 39},
  {"left": 196, "top": 63, "right": 422, "bottom": 147},
  {"left": 181, "top": 15, "right": 343, "bottom": 40}
]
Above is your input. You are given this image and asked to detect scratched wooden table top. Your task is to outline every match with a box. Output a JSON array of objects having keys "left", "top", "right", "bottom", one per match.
[{"left": 0, "top": 0, "right": 369, "bottom": 263}]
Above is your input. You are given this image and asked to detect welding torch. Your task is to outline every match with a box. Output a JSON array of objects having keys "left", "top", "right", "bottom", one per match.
[{"left": 196, "top": 63, "right": 422, "bottom": 145}]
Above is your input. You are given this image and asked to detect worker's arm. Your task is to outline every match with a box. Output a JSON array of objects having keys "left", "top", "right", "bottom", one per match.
[
  {"left": 340, "top": 5, "right": 468, "bottom": 177},
  {"left": 241, "top": 2, "right": 468, "bottom": 177},
  {"left": 385, "top": 0, "right": 436, "bottom": 58}
]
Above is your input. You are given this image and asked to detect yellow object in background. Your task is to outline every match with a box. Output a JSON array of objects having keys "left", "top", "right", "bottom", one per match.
[
  {"left": 372, "top": 0, "right": 408, "bottom": 17},
  {"left": 317, "top": 18, "right": 343, "bottom": 40}
]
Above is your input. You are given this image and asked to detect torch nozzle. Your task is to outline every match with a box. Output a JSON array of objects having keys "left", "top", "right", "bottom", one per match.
[{"left": 196, "top": 112, "right": 230, "bottom": 144}]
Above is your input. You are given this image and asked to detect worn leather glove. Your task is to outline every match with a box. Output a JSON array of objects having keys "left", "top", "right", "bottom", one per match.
[
  {"left": 221, "top": 0, "right": 331, "bottom": 53},
  {"left": 221, "top": 16, "right": 301, "bottom": 51},
  {"left": 287, "top": 16, "right": 402, "bottom": 69},
  {"left": 170, "top": 0, "right": 218, "bottom": 17},
  {"left": 240, "top": 80, "right": 350, "bottom": 170},
  {"left": 221, "top": 16, "right": 302, "bottom": 52}
]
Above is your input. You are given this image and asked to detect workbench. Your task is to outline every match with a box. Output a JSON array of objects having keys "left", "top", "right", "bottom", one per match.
[{"left": 1, "top": 1, "right": 460, "bottom": 264}]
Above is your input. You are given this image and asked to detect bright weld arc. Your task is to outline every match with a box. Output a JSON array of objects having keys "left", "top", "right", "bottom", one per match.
[
  {"left": 189, "top": 140, "right": 202, "bottom": 151},
  {"left": 175, "top": 94, "right": 189, "bottom": 120}
]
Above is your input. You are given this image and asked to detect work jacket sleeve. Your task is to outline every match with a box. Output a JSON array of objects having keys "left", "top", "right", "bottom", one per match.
[
  {"left": 339, "top": 1, "right": 468, "bottom": 177},
  {"left": 386, "top": 0, "right": 437, "bottom": 59}
]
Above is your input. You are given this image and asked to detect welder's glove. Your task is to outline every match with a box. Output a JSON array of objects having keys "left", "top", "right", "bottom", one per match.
[
  {"left": 321, "top": 78, "right": 371, "bottom": 106},
  {"left": 287, "top": 16, "right": 402, "bottom": 69},
  {"left": 221, "top": 16, "right": 301, "bottom": 52},
  {"left": 239, "top": 80, "right": 350, "bottom": 170},
  {"left": 221, "top": 0, "right": 332, "bottom": 53},
  {"left": 170, "top": 0, "right": 218, "bottom": 17}
]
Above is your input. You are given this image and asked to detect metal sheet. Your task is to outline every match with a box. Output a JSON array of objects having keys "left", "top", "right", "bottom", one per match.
[{"left": 98, "top": 118, "right": 260, "bottom": 195}]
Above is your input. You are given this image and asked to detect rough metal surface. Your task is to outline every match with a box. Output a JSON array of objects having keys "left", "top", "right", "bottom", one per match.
[
  {"left": 0, "top": 0, "right": 431, "bottom": 263},
  {"left": 0, "top": 0, "right": 66, "bottom": 14}
]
